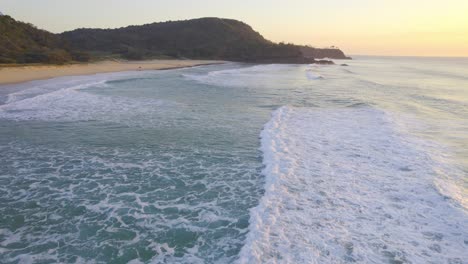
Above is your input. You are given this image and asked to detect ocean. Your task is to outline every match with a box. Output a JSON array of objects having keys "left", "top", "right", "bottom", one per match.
[{"left": 0, "top": 57, "right": 467, "bottom": 263}]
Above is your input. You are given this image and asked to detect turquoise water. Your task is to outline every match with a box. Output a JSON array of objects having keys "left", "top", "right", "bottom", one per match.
[{"left": 0, "top": 57, "right": 467, "bottom": 263}]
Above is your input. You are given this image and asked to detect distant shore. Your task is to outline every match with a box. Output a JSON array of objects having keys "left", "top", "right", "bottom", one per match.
[{"left": 0, "top": 59, "right": 224, "bottom": 85}]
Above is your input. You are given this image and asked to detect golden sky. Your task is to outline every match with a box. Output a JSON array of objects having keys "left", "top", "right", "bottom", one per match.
[
  {"left": 2, "top": 0, "right": 468, "bottom": 56},
  {"left": 258, "top": 0, "right": 468, "bottom": 57}
]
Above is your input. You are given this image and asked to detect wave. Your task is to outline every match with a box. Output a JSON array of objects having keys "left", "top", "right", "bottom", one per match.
[
  {"left": 341, "top": 68, "right": 355, "bottom": 74},
  {"left": 183, "top": 64, "right": 304, "bottom": 87},
  {"left": 345, "top": 102, "right": 374, "bottom": 108},
  {"left": 238, "top": 106, "right": 467, "bottom": 263},
  {"left": 3, "top": 80, "right": 105, "bottom": 105},
  {"left": 306, "top": 69, "right": 324, "bottom": 80},
  {"left": 400, "top": 66, "right": 468, "bottom": 81},
  {"left": 0, "top": 79, "right": 178, "bottom": 126}
]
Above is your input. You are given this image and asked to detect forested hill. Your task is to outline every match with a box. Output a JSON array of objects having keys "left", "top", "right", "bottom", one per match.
[
  {"left": 300, "top": 46, "right": 351, "bottom": 60},
  {"left": 1, "top": 15, "right": 350, "bottom": 64},
  {"left": 61, "top": 17, "right": 350, "bottom": 62},
  {"left": 0, "top": 15, "right": 89, "bottom": 64},
  {"left": 62, "top": 18, "right": 269, "bottom": 59}
]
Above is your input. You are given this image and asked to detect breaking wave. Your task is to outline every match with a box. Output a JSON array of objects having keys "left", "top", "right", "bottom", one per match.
[{"left": 238, "top": 106, "right": 467, "bottom": 263}]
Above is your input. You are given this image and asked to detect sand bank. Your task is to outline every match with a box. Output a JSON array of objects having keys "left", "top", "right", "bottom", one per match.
[{"left": 0, "top": 59, "right": 224, "bottom": 85}]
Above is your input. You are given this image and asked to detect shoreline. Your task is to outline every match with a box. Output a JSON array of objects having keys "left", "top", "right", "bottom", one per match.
[{"left": 0, "top": 59, "right": 225, "bottom": 85}]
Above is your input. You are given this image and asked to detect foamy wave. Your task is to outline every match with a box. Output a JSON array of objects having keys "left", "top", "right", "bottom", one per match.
[
  {"left": 238, "top": 106, "right": 467, "bottom": 263},
  {"left": 183, "top": 64, "right": 301, "bottom": 87},
  {"left": 0, "top": 80, "right": 178, "bottom": 126},
  {"left": 306, "top": 69, "right": 324, "bottom": 80},
  {"left": 4, "top": 79, "right": 108, "bottom": 105}
]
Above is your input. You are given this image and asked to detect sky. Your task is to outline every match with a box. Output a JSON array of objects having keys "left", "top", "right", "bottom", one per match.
[{"left": 1, "top": 0, "right": 467, "bottom": 57}]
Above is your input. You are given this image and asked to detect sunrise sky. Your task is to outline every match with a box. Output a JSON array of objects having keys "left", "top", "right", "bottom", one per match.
[{"left": 2, "top": 0, "right": 467, "bottom": 57}]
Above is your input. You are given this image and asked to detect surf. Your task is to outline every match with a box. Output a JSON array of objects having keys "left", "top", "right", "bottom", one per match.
[{"left": 238, "top": 106, "right": 467, "bottom": 263}]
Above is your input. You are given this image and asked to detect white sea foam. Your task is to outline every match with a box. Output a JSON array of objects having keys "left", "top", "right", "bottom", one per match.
[
  {"left": 238, "top": 106, "right": 467, "bottom": 263},
  {"left": 0, "top": 80, "right": 177, "bottom": 126},
  {"left": 183, "top": 64, "right": 301, "bottom": 87},
  {"left": 306, "top": 69, "right": 324, "bottom": 80},
  {"left": 0, "top": 140, "right": 259, "bottom": 263}
]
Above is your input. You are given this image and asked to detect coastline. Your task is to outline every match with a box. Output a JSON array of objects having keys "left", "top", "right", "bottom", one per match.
[{"left": 0, "top": 59, "right": 225, "bottom": 85}]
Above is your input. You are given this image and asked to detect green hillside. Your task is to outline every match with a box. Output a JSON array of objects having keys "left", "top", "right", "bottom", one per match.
[
  {"left": 61, "top": 18, "right": 312, "bottom": 63},
  {"left": 0, "top": 15, "right": 349, "bottom": 64},
  {"left": 0, "top": 15, "right": 89, "bottom": 64}
]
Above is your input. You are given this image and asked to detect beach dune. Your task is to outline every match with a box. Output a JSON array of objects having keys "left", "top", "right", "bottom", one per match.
[{"left": 0, "top": 59, "right": 223, "bottom": 85}]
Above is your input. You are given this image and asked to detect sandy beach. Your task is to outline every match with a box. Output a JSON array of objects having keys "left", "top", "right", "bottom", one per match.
[{"left": 0, "top": 59, "right": 224, "bottom": 85}]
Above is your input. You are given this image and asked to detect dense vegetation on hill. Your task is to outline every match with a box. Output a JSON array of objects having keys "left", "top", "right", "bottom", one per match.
[
  {"left": 61, "top": 18, "right": 314, "bottom": 63},
  {"left": 300, "top": 46, "right": 351, "bottom": 59},
  {"left": 0, "top": 15, "right": 89, "bottom": 64},
  {"left": 0, "top": 15, "right": 350, "bottom": 64}
]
